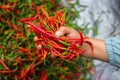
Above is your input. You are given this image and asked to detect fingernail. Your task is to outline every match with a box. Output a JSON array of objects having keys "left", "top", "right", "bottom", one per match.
[{"left": 55, "top": 31, "right": 61, "bottom": 37}]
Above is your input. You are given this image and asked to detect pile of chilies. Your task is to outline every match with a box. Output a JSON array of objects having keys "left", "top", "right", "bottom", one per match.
[
  {"left": 0, "top": 5, "right": 93, "bottom": 80},
  {"left": 20, "top": 5, "right": 92, "bottom": 61}
]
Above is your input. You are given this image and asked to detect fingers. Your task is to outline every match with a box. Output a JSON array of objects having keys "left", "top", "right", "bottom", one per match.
[
  {"left": 33, "top": 36, "right": 56, "bottom": 59},
  {"left": 34, "top": 36, "right": 42, "bottom": 50}
]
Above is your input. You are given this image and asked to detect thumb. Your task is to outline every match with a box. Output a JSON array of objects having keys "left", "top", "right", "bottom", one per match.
[{"left": 55, "top": 26, "right": 71, "bottom": 37}]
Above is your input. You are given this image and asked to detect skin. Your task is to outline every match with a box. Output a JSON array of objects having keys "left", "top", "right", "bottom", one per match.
[{"left": 34, "top": 26, "right": 109, "bottom": 62}]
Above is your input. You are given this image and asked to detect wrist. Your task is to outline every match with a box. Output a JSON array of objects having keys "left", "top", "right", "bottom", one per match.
[
  {"left": 82, "top": 40, "right": 94, "bottom": 58},
  {"left": 82, "top": 37, "right": 108, "bottom": 61}
]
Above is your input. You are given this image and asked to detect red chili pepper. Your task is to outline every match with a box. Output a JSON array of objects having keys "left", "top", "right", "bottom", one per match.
[
  {"left": 29, "top": 64, "right": 35, "bottom": 75},
  {"left": 19, "top": 12, "right": 40, "bottom": 22},
  {"left": 0, "top": 70, "right": 14, "bottom": 74},
  {"left": 40, "top": 5, "right": 49, "bottom": 18},
  {"left": 20, "top": 47, "right": 33, "bottom": 61},
  {"left": 0, "top": 60, "right": 9, "bottom": 69},
  {"left": 0, "top": 5, "right": 10, "bottom": 12},
  {"left": 84, "top": 41, "right": 94, "bottom": 55},
  {"left": 76, "top": 72, "right": 81, "bottom": 77},
  {"left": 78, "top": 30, "right": 84, "bottom": 45},
  {"left": 19, "top": 64, "right": 31, "bottom": 79},
  {"left": 67, "top": 54, "right": 75, "bottom": 60},
  {"left": 51, "top": 47, "right": 71, "bottom": 59},
  {"left": 40, "top": 70, "right": 48, "bottom": 80},
  {"left": 15, "top": 57, "right": 22, "bottom": 69},
  {"left": 0, "top": 17, "right": 12, "bottom": 28}
]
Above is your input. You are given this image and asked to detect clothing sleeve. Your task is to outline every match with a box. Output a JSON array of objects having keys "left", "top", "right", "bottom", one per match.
[{"left": 105, "top": 37, "right": 120, "bottom": 67}]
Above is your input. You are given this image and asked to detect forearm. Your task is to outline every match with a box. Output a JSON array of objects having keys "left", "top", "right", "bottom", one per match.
[{"left": 82, "top": 38, "right": 108, "bottom": 62}]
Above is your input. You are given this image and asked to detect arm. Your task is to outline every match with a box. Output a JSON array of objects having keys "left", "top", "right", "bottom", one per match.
[
  {"left": 35, "top": 26, "right": 120, "bottom": 67},
  {"left": 83, "top": 38, "right": 108, "bottom": 62}
]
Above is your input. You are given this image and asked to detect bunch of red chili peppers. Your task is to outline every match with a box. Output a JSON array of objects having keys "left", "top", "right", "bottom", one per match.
[
  {"left": 0, "top": 0, "right": 94, "bottom": 80},
  {"left": 20, "top": 5, "right": 88, "bottom": 61}
]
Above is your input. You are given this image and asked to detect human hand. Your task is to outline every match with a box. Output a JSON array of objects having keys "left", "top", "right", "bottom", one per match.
[
  {"left": 55, "top": 26, "right": 80, "bottom": 38},
  {"left": 34, "top": 26, "right": 80, "bottom": 58},
  {"left": 34, "top": 26, "right": 108, "bottom": 61},
  {"left": 34, "top": 26, "right": 80, "bottom": 50}
]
